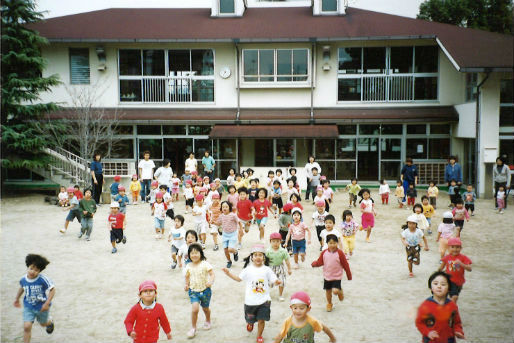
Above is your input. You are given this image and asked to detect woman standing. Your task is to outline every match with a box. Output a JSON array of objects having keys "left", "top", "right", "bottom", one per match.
[
  {"left": 304, "top": 156, "right": 321, "bottom": 201},
  {"left": 90, "top": 152, "right": 104, "bottom": 205},
  {"left": 493, "top": 157, "right": 511, "bottom": 209},
  {"left": 185, "top": 152, "right": 198, "bottom": 173}
]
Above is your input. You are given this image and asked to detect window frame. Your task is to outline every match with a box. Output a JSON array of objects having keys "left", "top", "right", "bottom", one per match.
[
  {"left": 219, "top": 0, "right": 235, "bottom": 15},
  {"left": 69, "top": 48, "right": 90, "bottom": 85}
]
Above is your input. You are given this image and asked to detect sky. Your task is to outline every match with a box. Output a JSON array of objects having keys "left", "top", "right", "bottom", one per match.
[{"left": 36, "top": 0, "right": 426, "bottom": 19}]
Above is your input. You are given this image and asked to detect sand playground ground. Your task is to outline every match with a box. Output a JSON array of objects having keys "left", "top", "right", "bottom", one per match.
[{"left": 1, "top": 190, "right": 513, "bottom": 343}]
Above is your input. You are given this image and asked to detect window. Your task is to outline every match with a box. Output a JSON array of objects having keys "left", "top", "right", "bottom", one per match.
[
  {"left": 242, "top": 49, "right": 309, "bottom": 83},
  {"left": 465, "top": 73, "right": 477, "bottom": 102},
  {"left": 219, "top": 0, "right": 235, "bottom": 14},
  {"left": 414, "top": 46, "right": 438, "bottom": 73},
  {"left": 119, "top": 50, "right": 141, "bottom": 76},
  {"left": 322, "top": 0, "right": 337, "bottom": 12},
  {"left": 390, "top": 47, "right": 413, "bottom": 74},
  {"left": 429, "top": 138, "right": 450, "bottom": 159},
  {"left": 336, "top": 139, "right": 356, "bottom": 159},
  {"left": 120, "top": 80, "right": 141, "bottom": 102},
  {"left": 337, "top": 125, "right": 357, "bottom": 135},
  {"left": 162, "top": 125, "right": 187, "bottom": 135},
  {"left": 381, "top": 124, "right": 403, "bottom": 135},
  {"left": 338, "top": 78, "right": 361, "bottom": 101},
  {"left": 500, "top": 79, "right": 513, "bottom": 103},
  {"left": 143, "top": 50, "right": 165, "bottom": 76},
  {"left": 138, "top": 125, "right": 161, "bottom": 135},
  {"left": 406, "top": 138, "right": 427, "bottom": 159},
  {"left": 407, "top": 124, "right": 426, "bottom": 134},
  {"left": 363, "top": 48, "right": 386, "bottom": 74},
  {"left": 338, "top": 48, "right": 361, "bottom": 74},
  {"left": 414, "top": 76, "right": 438, "bottom": 100},
  {"left": 359, "top": 125, "right": 380, "bottom": 135},
  {"left": 69, "top": 48, "right": 90, "bottom": 84},
  {"left": 188, "top": 126, "right": 212, "bottom": 135},
  {"left": 430, "top": 124, "right": 450, "bottom": 134}
]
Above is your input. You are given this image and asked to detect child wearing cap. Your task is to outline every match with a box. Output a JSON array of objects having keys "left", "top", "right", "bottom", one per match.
[
  {"left": 401, "top": 215, "right": 429, "bottom": 278},
  {"left": 184, "top": 180, "right": 195, "bottom": 213},
  {"left": 266, "top": 232, "right": 292, "bottom": 301},
  {"left": 60, "top": 187, "right": 81, "bottom": 234},
  {"left": 110, "top": 175, "right": 121, "bottom": 201},
  {"left": 115, "top": 186, "right": 129, "bottom": 214},
  {"left": 130, "top": 175, "right": 141, "bottom": 205},
  {"left": 416, "top": 271, "right": 465, "bottom": 343},
  {"left": 319, "top": 215, "right": 342, "bottom": 252},
  {"left": 285, "top": 208, "right": 311, "bottom": 269},
  {"left": 206, "top": 183, "right": 219, "bottom": 207},
  {"left": 273, "top": 291, "right": 336, "bottom": 343},
  {"left": 158, "top": 185, "right": 174, "bottom": 221},
  {"left": 278, "top": 203, "right": 293, "bottom": 254},
  {"left": 108, "top": 202, "right": 126, "bottom": 253},
  {"left": 152, "top": 192, "right": 167, "bottom": 239},
  {"left": 124, "top": 280, "right": 172, "bottom": 343},
  {"left": 436, "top": 211, "right": 458, "bottom": 258},
  {"left": 170, "top": 173, "right": 181, "bottom": 202},
  {"left": 311, "top": 200, "right": 329, "bottom": 250},
  {"left": 208, "top": 193, "right": 221, "bottom": 251},
  {"left": 438, "top": 237, "right": 472, "bottom": 304},
  {"left": 192, "top": 194, "right": 209, "bottom": 248},
  {"left": 311, "top": 234, "right": 352, "bottom": 312},
  {"left": 222, "top": 244, "right": 281, "bottom": 343}
]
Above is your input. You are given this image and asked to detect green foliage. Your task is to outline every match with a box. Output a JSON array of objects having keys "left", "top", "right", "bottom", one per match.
[
  {"left": 1, "top": 0, "right": 60, "bottom": 169},
  {"left": 418, "top": 0, "right": 513, "bottom": 34}
]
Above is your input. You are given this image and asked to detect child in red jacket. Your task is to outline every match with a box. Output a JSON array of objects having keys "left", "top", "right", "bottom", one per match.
[
  {"left": 124, "top": 280, "right": 172, "bottom": 343},
  {"left": 416, "top": 271, "right": 465, "bottom": 343},
  {"left": 311, "top": 234, "right": 352, "bottom": 312}
]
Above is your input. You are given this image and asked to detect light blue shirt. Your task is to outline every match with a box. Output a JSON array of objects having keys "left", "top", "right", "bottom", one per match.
[{"left": 202, "top": 156, "right": 215, "bottom": 171}]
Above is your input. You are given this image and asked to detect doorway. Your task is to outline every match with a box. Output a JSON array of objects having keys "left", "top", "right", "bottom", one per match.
[
  {"left": 357, "top": 138, "right": 379, "bottom": 181},
  {"left": 164, "top": 138, "right": 193, "bottom": 176}
]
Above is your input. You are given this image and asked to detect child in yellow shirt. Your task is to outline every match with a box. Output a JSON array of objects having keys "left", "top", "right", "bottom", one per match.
[
  {"left": 129, "top": 174, "right": 141, "bottom": 205},
  {"left": 421, "top": 195, "right": 435, "bottom": 234}
]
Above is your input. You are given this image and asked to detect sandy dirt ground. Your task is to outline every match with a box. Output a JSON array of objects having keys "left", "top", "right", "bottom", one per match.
[{"left": 1, "top": 190, "right": 513, "bottom": 343}]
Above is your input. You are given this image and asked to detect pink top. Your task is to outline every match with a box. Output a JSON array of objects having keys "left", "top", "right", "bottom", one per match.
[
  {"left": 438, "top": 223, "right": 456, "bottom": 239},
  {"left": 227, "top": 193, "right": 239, "bottom": 212},
  {"left": 220, "top": 212, "right": 239, "bottom": 233},
  {"left": 311, "top": 248, "right": 352, "bottom": 282},
  {"left": 323, "top": 187, "right": 334, "bottom": 200},
  {"left": 289, "top": 222, "right": 309, "bottom": 241},
  {"left": 452, "top": 207, "right": 470, "bottom": 220}
]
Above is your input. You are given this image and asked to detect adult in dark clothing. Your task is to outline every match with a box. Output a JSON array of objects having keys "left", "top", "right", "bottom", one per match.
[
  {"left": 444, "top": 156, "right": 463, "bottom": 187},
  {"left": 400, "top": 157, "right": 418, "bottom": 202},
  {"left": 90, "top": 152, "right": 104, "bottom": 205}
]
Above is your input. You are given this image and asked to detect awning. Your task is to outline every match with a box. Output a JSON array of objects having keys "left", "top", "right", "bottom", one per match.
[{"left": 209, "top": 125, "right": 339, "bottom": 139}]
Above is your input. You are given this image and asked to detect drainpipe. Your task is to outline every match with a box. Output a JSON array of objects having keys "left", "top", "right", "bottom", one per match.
[
  {"left": 235, "top": 40, "right": 241, "bottom": 124},
  {"left": 309, "top": 41, "right": 316, "bottom": 124},
  {"left": 474, "top": 70, "right": 491, "bottom": 198}
]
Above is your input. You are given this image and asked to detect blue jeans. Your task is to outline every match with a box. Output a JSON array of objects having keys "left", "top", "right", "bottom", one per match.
[
  {"left": 402, "top": 180, "right": 412, "bottom": 202},
  {"left": 141, "top": 179, "right": 151, "bottom": 201}
]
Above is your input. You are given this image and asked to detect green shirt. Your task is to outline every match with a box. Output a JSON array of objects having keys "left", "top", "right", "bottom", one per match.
[
  {"left": 346, "top": 183, "right": 361, "bottom": 195},
  {"left": 79, "top": 198, "right": 97, "bottom": 217},
  {"left": 278, "top": 214, "right": 292, "bottom": 232},
  {"left": 266, "top": 247, "right": 289, "bottom": 267},
  {"left": 279, "top": 315, "right": 323, "bottom": 343}
]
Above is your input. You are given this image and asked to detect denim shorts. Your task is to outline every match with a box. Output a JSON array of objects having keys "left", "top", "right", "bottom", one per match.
[
  {"left": 66, "top": 210, "right": 81, "bottom": 222},
  {"left": 23, "top": 306, "right": 50, "bottom": 324},
  {"left": 222, "top": 230, "right": 238, "bottom": 249},
  {"left": 154, "top": 218, "right": 165, "bottom": 229},
  {"left": 292, "top": 239, "right": 306, "bottom": 254},
  {"left": 244, "top": 301, "right": 271, "bottom": 324},
  {"left": 188, "top": 287, "right": 212, "bottom": 308},
  {"left": 256, "top": 217, "right": 268, "bottom": 226}
]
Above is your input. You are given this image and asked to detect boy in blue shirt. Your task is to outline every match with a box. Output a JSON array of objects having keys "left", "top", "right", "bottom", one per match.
[
  {"left": 14, "top": 254, "right": 55, "bottom": 342},
  {"left": 110, "top": 175, "right": 121, "bottom": 201},
  {"left": 115, "top": 186, "right": 130, "bottom": 214}
]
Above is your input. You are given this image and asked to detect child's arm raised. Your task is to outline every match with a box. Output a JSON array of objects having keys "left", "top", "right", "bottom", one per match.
[
  {"left": 222, "top": 268, "right": 242, "bottom": 282},
  {"left": 322, "top": 324, "right": 337, "bottom": 343},
  {"left": 13, "top": 287, "right": 24, "bottom": 307}
]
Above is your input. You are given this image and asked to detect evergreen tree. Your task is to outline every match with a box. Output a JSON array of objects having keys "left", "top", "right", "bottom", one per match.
[
  {"left": 1, "top": 0, "right": 60, "bottom": 169},
  {"left": 417, "top": 0, "right": 513, "bottom": 34}
]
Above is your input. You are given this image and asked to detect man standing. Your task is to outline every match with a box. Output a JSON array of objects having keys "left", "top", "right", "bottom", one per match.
[
  {"left": 400, "top": 157, "right": 418, "bottom": 202},
  {"left": 444, "top": 156, "right": 463, "bottom": 187},
  {"left": 138, "top": 151, "right": 155, "bottom": 202},
  {"left": 202, "top": 150, "right": 216, "bottom": 183}
]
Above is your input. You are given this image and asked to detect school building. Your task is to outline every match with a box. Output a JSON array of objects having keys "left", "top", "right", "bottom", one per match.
[{"left": 21, "top": 0, "right": 513, "bottom": 197}]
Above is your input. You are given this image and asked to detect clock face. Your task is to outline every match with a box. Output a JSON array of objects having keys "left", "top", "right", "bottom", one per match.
[{"left": 219, "top": 67, "right": 231, "bottom": 79}]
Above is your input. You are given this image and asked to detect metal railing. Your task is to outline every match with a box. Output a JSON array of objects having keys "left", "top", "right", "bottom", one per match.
[
  {"left": 130, "top": 76, "right": 214, "bottom": 103},
  {"left": 341, "top": 75, "right": 416, "bottom": 102},
  {"left": 45, "top": 147, "right": 90, "bottom": 186}
]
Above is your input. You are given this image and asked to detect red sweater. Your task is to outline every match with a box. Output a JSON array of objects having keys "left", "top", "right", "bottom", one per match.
[
  {"left": 415, "top": 297, "right": 463, "bottom": 343},
  {"left": 311, "top": 248, "right": 352, "bottom": 281},
  {"left": 124, "top": 302, "right": 171, "bottom": 343}
]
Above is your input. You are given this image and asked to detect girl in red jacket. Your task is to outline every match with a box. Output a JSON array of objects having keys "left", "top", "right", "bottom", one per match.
[
  {"left": 124, "top": 280, "right": 172, "bottom": 343},
  {"left": 416, "top": 271, "right": 465, "bottom": 343}
]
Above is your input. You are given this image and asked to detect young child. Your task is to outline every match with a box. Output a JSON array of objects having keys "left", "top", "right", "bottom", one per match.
[
  {"left": 359, "top": 189, "right": 377, "bottom": 243},
  {"left": 319, "top": 214, "right": 343, "bottom": 252},
  {"left": 289, "top": 193, "right": 303, "bottom": 213},
  {"left": 207, "top": 183, "right": 219, "bottom": 205},
  {"left": 412, "top": 203, "right": 430, "bottom": 234},
  {"left": 13, "top": 254, "right": 55, "bottom": 342},
  {"left": 265, "top": 170, "right": 275, "bottom": 198},
  {"left": 192, "top": 194, "right": 209, "bottom": 248},
  {"left": 170, "top": 173, "right": 181, "bottom": 202},
  {"left": 147, "top": 181, "right": 159, "bottom": 207},
  {"left": 282, "top": 179, "right": 299, "bottom": 205},
  {"left": 309, "top": 167, "right": 321, "bottom": 204},
  {"left": 288, "top": 168, "right": 298, "bottom": 192},
  {"left": 129, "top": 174, "right": 141, "bottom": 205},
  {"left": 237, "top": 187, "right": 254, "bottom": 248},
  {"left": 78, "top": 189, "right": 96, "bottom": 241},
  {"left": 184, "top": 180, "right": 195, "bottom": 213},
  {"left": 406, "top": 183, "right": 417, "bottom": 208},
  {"left": 378, "top": 179, "right": 390, "bottom": 205},
  {"left": 451, "top": 199, "right": 469, "bottom": 235},
  {"left": 253, "top": 188, "right": 275, "bottom": 241},
  {"left": 278, "top": 203, "right": 293, "bottom": 253},
  {"left": 340, "top": 210, "right": 358, "bottom": 258},
  {"left": 60, "top": 187, "right": 81, "bottom": 234},
  {"left": 159, "top": 185, "right": 174, "bottom": 222},
  {"left": 115, "top": 186, "right": 129, "bottom": 214},
  {"left": 438, "top": 237, "right": 472, "bottom": 304},
  {"left": 462, "top": 184, "right": 476, "bottom": 216},
  {"left": 182, "top": 169, "right": 192, "bottom": 188},
  {"left": 248, "top": 179, "right": 260, "bottom": 202},
  {"left": 322, "top": 180, "right": 334, "bottom": 212},
  {"left": 108, "top": 202, "right": 126, "bottom": 254},
  {"left": 448, "top": 179, "right": 460, "bottom": 208},
  {"left": 215, "top": 178, "right": 225, "bottom": 199},
  {"left": 275, "top": 169, "right": 285, "bottom": 186},
  {"left": 401, "top": 215, "right": 429, "bottom": 277},
  {"left": 311, "top": 200, "right": 328, "bottom": 250},
  {"left": 421, "top": 196, "right": 435, "bottom": 234},
  {"left": 220, "top": 201, "right": 240, "bottom": 268},
  {"left": 226, "top": 168, "right": 236, "bottom": 186},
  {"left": 313, "top": 186, "right": 326, "bottom": 207},
  {"left": 273, "top": 291, "right": 336, "bottom": 343},
  {"left": 427, "top": 180, "right": 439, "bottom": 209},
  {"left": 73, "top": 185, "right": 83, "bottom": 200},
  {"left": 311, "top": 234, "right": 352, "bottom": 312},
  {"left": 395, "top": 180, "right": 405, "bottom": 208},
  {"left": 178, "top": 230, "right": 199, "bottom": 268},
  {"left": 285, "top": 208, "right": 311, "bottom": 269},
  {"left": 416, "top": 271, "right": 465, "bottom": 342},
  {"left": 266, "top": 232, "right": 292, "bottom": 301},
  {"left": 226, "top": 185, "right": 239, "bottom": 212},
  {"left": 152, "top": 192, "right": 167, "bottom": 239},
  {"left": 496, "top": 185, "right": 506, "bottom": 214},
  {"left": 345, "top": 178, "right": 361, "bottom": 208},
  {"left": 208, "top": 193, "right": 221, "bottom": 251},
  {"left": 58, "top": 185, "right": 68, "bottom": 207},
  {"left": 271, "top": 180, "right": 283, "bottom": 215},
  {"left": 436, "top": 211, "right": 458, "bottom": 258},
  {"left": 222, "top": 244, "right": 281, "bottom": 343},
  {"left": 110, "top": 175, "right": 121, "bottom": 201},
  {"left": 168, "top": 215, "right": 186, "bottom": 269},
  {"left": 124, "top": 280, "right": 172, "bottom": 342},
  {"left": 234, "top": 173, "right": 246, "bottom": 191},
  {"left": 184, "top": 243, "right": 215, "bottom": 338}
]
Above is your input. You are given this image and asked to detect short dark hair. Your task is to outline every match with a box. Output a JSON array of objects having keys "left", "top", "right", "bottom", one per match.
[
  {"left": 188, "top": 243, "right": 206, "bottom": 261},
  {"left": 258, "top": 187, "right": 268, "bottom": 198},
  {"left": 289, "top": 167, "right": 297, "bottom": 174},
  {"left": 221, "top": 200, "right": 232, "bottom": 212},
  {"left": 421, "top": 195, "right": 429, "bottom": 201},
  {"left": 351, "top": 178, "right": 358, "bottom": 182},
  {"left": 246, "top": 168, "right": 254, "bottom": 174},
  {"left": 175, "top": 215, "right": 185, "bottom": 225},
  {"left": 429, "top": 180, "right": 436, "bottom": 185},
  {"left": 289, "top": 193, "right": 300, "bottom": 202},
  {"left": 360, "top": 188, "right": 371, "bottom": 197},
  {"left": 163, "top": 158, "right": 171, "bottom": 166},
  {"left": 342, "top": 210, "right": 352, "bottom": 221},
  {"left": 228, "top": 185, "right": 236, "bottom": 192},
  {"left": 449, "top": 155, "right": 456, "bottom": 161},
  {"left": 413, "top": 203, "right": 423, "bottom": 213},
  {"left": 268, "top": 170, "right": 275, "bottom": 176},
  {"left": 442, "top": 217, "right": 453, "bottom": 224},
  {"left": 25, "top": 254, "right": 50, "bottom": 271},
  {"left": 326, "top": 234, "right": 339, "bottom": 244},
  {"left": 74, "top": 185, "right": 80, "bottom": 189},
  {"left": 93, "top": 152, "right": 101, "bottom": 160},
  {"left": 455, "top": 198, "right": 464, "bottom": 205},
  {"left": 273, "top": 180, "right": 281, "bottom": 186},
  {"left": 450, "top": 179, "right": 457, "bottom": 183},
  {"left": 467, "top": 184, "right": 473, "bottom": 187},
  {"left": 143, "top": 150, "right": 150, "bottom": 155},
  {"left": 159, "top": 185, "right": 167, "bottom": 190},
  {"left": 324, "top": 214, "right": 335, "bottom": 224},
  {"left": 428, "top": 271, "right": 452, "bottom": 294},
  {"left": 406, "top": 157, "right": 413, "bottom": 163},
  {"left": 235, "top": 173, "right": 242, "bottom": 178},
  {"left": 238, "top": 187, "right": 248, "bottom": 194},
  {"left": 397, "top": 180, "right": 402, "bottom": 184},
  {"left": 185, "top": 229, "right": 198, "bottom": 242},
  {"left": 84, "top": 188, "right": 92, "bottom": 195},
  {"left": 250, "top": 178, "right": 258, "bottom": 184},
  {"left": 275, "top": 169, "right": 282, "bottom": 174},
  {"left": 311, "top": 167, "right": 318, "bottom": 172}
]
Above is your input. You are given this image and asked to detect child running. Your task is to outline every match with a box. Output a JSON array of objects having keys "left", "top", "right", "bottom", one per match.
[
  {"left": 129, "top": 174, "right": 141, "bottom": 205},
  {"left": 345, "top": 178, "right": 361, "bottom": 208},
  {"left": 359, "top": 189, "right": 377, "bottom": 243},
  {"left": 406, "top": 184, "right": 417, "bottom": 208},
  {"left": 311, "top": 200, "right": 329, "bottom": 250},
  {"left": 168, "top": 215, "right": 186, "bottom": 269},
  {"left": 222, "top": 244, "right": 281, "bottom": 343},
  {"left": 273, "top": 291, "right": 336, "bottom": 343},
  {"left": 110, "top": 175, "right": 121, "bottom": 201},
  {"left": 170, "top": 173, "right": 181, "bottom": 202},
  {"left": 184, "top": 180, "right": 195, "bottom": 214},
  {"left": 115, "top": 186, "right": 129, "bottom": 214},
  {"left": 13, "top": 254, "right": 55, "bottom": 342},
  {"left": 462, "top": 184, "right": 476, "bottom": 216},
  {"left": 219, "top": 201, "right": 239, "bottom": 268},
  {"left": 108, "top": 202, "right": 126, "bottom": 254},
  {"left": 78, "top": 189, "right": 96, "bottom": 241},
  {"left": 412, "top": 203, "right": 430, "bottom": 234},
  {"left": 438, "top": 237, "right": 472, "bottom": 304},
  {"left": 266, "top": 232, "right": 292, "bottom": 301},
  {"left": 415, "top": 271, "right": 465, "bottom": 342},
  {"left": 322, "top": 181, "right": 334, "bottom": 212},
  {"left": 401, "top": 215, "right": 429, "bottom": 278},
  {"left": 436, "top": 211, "right": 458, "bottom": 258},
  {"left": 60, "top": 187, "right": 81, "bottom": 234},
  {"left": 192, "top": 194, "right": 209, "bottom": 248},
  {"left": 226, "top": 185, "right": 239, "bottom": 212},
  {"left": 319, "top": 214, "right": 342, "bottom": 252},
  {"left": 451, "top": 199, "right": 469, "bottom": 235},
  {"left": 124, "top": 280, "right": 172, "bottom": 343},
  {"left": 253, "top": 188, "right": 275, "bottom": 241},
  {"left": 311, "top": 234, "right": 352, "bottom": 312},
  {"left": 278, "top": 203, "right": 293, "bottom": 254},
  {"left": 152, "top": 192, "right": 167, "bottom": 239},
  {"left": 237, "top": 187, "right": 254, "bottom": 249},
  {"left": 340, "top": 210, "right": 358, "bottom": 259},
  {"left": 184, "top": 243, "right": 215, "bottom": 338},
  {"left": 378, "top": 179, "right": 390, "bottom": 205},
  {"left": 271, "top": 180, "right": 283, "bottom": 216},
  {"left": 208, "top": 194, "right": 221, "bottom": 251},
  {"left": 421, "top": 196, "right": 435, "bottom": 234},
  {"left": 285, "top": 208, "right": 311, "bottom": 269},
  {"left": 395, "top": 180, "right": 405, "bottom": 208},
  {"left": 178, "top": 230, "right": 199, "bottom": 269}
]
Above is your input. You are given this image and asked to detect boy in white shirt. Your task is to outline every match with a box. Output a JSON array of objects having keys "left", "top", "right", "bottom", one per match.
[
  {"left": 168, "top": 215, "right": 186, "bottom": 269},
  {"left": 192, "top": 194, "right": 209, "bottom": 249}
]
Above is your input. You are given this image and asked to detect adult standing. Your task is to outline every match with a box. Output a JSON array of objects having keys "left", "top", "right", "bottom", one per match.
[
  {"left": 154, "top": 158, "right": 173, "bottom": 189},
  {"left": 138, "top": 150, "right": 155, "bottom": 202},
  {"left": 444, "top": 156, "right": 463, "bottom": 187},
  {"left": 202, "top": 150, "right": 216, "bottom": 183},
  {"left": 185, "top": 152, "right": 198, "bottom": 173},
  {"left": 90, "top": 152, "right": 104, "bottom": 205},
  {"left": 493, "top": 157, "right": 511, "bottom": 209},
  {"left": 400, "top": 157, "right": 418, "bottom": 202},
  {"left": 304, "top": 156, "right": 321, "bottom": 201}
]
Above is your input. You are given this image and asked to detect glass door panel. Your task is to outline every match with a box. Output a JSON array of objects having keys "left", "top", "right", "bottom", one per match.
[
  {"left": 357, "top": 138, "right": 378, "bottom": 181},
  {"left": 164, "top": 138, "right": 193, "bottom": 177}
]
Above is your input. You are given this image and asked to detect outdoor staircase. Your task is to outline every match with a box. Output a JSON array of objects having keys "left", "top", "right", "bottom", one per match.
[{"left": 34, "top": 147, "right": 91, "bottom": 188}]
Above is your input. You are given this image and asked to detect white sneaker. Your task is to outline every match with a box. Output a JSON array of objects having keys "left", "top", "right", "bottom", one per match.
[
  {"left": 155, "top": 234, "right": 161, "bottom": 239},
  {"left": 60, "top": 228, "right": 66, "bottom": 234},
  {"left": 279, "top": 296, "right": 285, "bottom": 302},
  {"left": 237, "top": 243, "right": 242, "bottom": 250}
]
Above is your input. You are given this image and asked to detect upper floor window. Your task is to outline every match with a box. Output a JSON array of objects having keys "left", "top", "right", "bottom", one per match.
[
  {"left": 69, "top": 48, "right": 90, "bottom": 84},
  {"left": 465, "top": 73, "right": 477, "bottom": 102},
  {"left": 242, "top": 48, "right": 309, "bottom": 84},
  {"left": 322, "top": 0, "right": 338, "bottom": 12},
  {"left": 219, "top": 0, "right": 235, "bottom": 14}
]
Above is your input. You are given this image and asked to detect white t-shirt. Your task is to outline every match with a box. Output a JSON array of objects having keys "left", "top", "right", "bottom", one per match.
[
  {"left": 379, "top": 184, "right": 390, "bottom": 194},
  {"left": 312, "top": 210, "right": 328, "bottom": 227},
  {"left": 238, "top": 264, "right": 278, "bottom": 306},
  {"left": 320, "top": 229, "right": 342, "bottom": 250},
  {"left": 58, "top": 192, "right": 68, "bottom": 201},
  {"left": 184, "top": 187, "right": 194, "bottom": 199},
  {"left": 138, "top": 159, "right": 155, "bottom": 180},
  {"left": 360, "top": 199, "right": 373, "bottom": 213},
  {"left": 313, "top": 195, "right": 326, "bottom": 204},
  {"left": 185, "top": 158, "right": 198, "bottom": 172},
  {"left": 163, "top": 192, "right": 173, "bottom": 208},
  {"left": 497, "top": 190, "right": 505, "bottom": 200},
  {"left": 178, "top": 243, "right": 190, "bottom": 258},
  {"left": 192, "top": 204, "right": 208, "bottom": 224},
  {"left": 401, "top": 228, "right": 424, "bottom": 247},
  {"left": 413, "top": 213, "right": 429, "bottom": 231},
  {"left": 305, "top": 162, "right": 321, "bottom": 178},
  {"left": 226, "top": 175, "right": 235, "bottom": 186},
  {"left": 154, "top": 166, "right": 173, "bottom": 186},
  {"left": 169, "top": 227, "right": 186, "bottom": 248}
]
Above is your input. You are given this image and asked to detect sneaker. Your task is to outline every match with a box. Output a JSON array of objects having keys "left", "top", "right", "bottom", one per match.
[
  {"left": 237, "top": 243, "right": 242, "bottom": 250},
  {"left": 366, "top": 238, "right": 370, "bottom": 243},
  {"left": 122, "top": 236, "right": 127, "bottom": 244},
  {"left": 427, "top": 230, "right": 432, "bottom": 235},
  {"left": 201, "top": 243, "right": 206, "bottom": 249},
  {"left": 279, "top": 296, "right": 285, "bottom": 302},
  {"left": 77, "top": 232, "right": 83, "bottom": 238},
  {"left": 293, "top": 263, "right": 299, "bottom": 269},
  {"left": 471, "top": 213, "right": 475, "bottom": 216},
  {"left": 203, "top": 322, "right": 211, "bottom": 330},
  {"left": 112, "top": 248, "right": 117, "bottom": 254},
  {"left": 326, "top": 303, "right": 333, "bottom": 312},
  {"left": 246, "top": 323, "right": 254, "bottom": 332},
  {"left": 60, "top": 228, "right": 66, "bottom": 234},
  {"left": 256, "top": 336, "right": 264, "bottom": 343},
  {"left": 46, "top": 321, "right": 54, "bottom": 334},
  {"left": 500, "top": 210, "right": 504, "bottom": 214},
  {"left": 409, "top": 272, "right": 414, "bottom": 278},
  {"left": 155, "top": 234, "right": 161, "bottom": 239},
  {"left": 226, "top": 261, "right": 232, "bottom": 268},
  {"left": 86, "top": 236, "right": 91, "bottom": 241},
  {"left": 213, "top": 244, "right": 219, "bottom": 251},
  {"left": 185, "top": 210, "right": 189, "bottom": 214},
  {"left": 187, "top": 328, "right": 196, "bottom": 338},
  {"left": 233, "top": 252, "right": 239, "bottom": 261}
]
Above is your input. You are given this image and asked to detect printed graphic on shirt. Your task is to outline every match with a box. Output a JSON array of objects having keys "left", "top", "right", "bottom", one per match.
[{"left": 252, "top": 279, "right": 266, "bottom": 294}]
